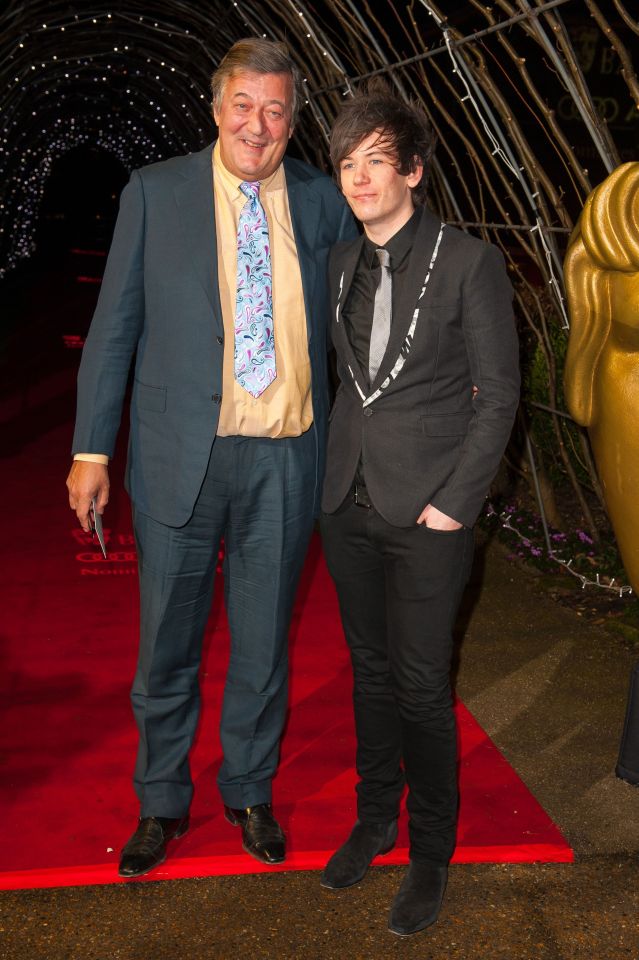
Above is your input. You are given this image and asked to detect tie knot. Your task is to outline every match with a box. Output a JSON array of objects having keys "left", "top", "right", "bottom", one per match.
[
  {"left": 376, "top": 248, "right": 390, "bottom": 269},
  {"left": 240, "top": 181, "right": 260, "bottom": 201}
]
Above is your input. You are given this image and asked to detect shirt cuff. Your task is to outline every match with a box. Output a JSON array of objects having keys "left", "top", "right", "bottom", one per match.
[{"left": 73, "top": 454, "right": 110, "bottom": 465}]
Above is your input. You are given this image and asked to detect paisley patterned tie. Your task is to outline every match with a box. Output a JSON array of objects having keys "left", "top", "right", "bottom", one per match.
[{"left": 234, "top": 180, "right": 276, "bottom": 398}]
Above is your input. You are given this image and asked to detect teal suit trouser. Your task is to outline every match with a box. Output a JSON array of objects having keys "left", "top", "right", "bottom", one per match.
[{"left": 131, "top": 430, "right": 316, "bottom": 816}]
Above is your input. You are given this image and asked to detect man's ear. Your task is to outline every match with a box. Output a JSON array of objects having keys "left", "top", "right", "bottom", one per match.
[{"left": 407, "top": 161, "right": 424, "bottom": 189}]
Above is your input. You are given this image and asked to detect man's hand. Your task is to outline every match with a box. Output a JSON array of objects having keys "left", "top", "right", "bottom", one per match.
[
  {"left": 416, "top": 503, "right": 463, "bottom": 530},
  {"left": 66, "top": 461, "right": 110, "bottom": 533}
]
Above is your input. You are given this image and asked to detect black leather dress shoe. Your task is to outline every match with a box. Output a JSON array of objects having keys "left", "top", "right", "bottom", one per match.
[
  {"left": 320, "top": 819, "right": 398, "bottom": 889},
  {"left": 224, "top": 803, "right": 285, "bottom": 864},
  {"left": 388, "top": 862, "right": 448, "bottom": 936},
  {"left": 118, "top": 815, "right": 190, "bottom": 878}
]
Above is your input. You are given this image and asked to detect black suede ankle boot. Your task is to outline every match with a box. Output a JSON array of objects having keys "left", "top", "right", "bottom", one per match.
[
  {"left": 388, "top": 861, "right": 448, "bottom": 935},
  {"left": 320, "top": 819, "right": 397, "bottom": 889}
]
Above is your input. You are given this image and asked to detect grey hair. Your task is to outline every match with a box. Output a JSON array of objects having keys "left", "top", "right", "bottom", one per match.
[{"left": 211, "top": 38, "right": 303, "bottom": 126}]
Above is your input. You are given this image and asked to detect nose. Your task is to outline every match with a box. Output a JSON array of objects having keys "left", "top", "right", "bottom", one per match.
[
  {"left": 353, "top": 164, "right": 369, "bottom": 184},
  {"left": 246, "top": 109, "right": 266, "bottom": 136}
]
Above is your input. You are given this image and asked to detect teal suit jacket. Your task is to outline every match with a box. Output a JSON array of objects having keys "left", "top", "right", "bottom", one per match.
[{"left": 72, "top": 143, "right": 356, "bottom": 526}]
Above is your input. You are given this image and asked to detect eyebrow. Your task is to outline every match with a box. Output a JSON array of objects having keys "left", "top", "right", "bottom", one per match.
[
  {"left": 342, "top": 146, "right": 394, "bottom": 161},
  {"left": 231, "top": 92, "right": 287, "bottom": 109}
]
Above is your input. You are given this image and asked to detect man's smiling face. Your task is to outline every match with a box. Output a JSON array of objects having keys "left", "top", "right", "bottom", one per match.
[
  {"left": 213, "top": 70, "right": 293, "bottom": 182},
  {"left": 338, "top": 130, "right": 422, "bottom": 244}
]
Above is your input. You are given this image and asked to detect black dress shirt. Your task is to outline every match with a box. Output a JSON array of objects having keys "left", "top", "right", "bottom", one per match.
[
  {"left": 341, "top": 208, "right": 421, "bottom": 489},
  {"left": 341, "top": 208, "right": 421, "bottom": 387}
]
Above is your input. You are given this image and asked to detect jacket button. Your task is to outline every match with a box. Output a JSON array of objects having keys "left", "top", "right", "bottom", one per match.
[
  {"left": 211, "top": 394, "right": 222, "bottom": 403},
  {"left": 363, "top": 408, "right": 373, "bottom": 417},
  {"left": 216, "top": 336, "right": 223, "bottom": 345}
]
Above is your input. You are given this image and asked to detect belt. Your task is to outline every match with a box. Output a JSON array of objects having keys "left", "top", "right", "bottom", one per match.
[{"left": 353, "top": 481, "right": 372, "bottom": 509}]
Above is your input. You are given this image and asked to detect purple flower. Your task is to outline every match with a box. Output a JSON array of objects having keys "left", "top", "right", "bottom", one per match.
[{"left": 577, "top": 530, "right": 594, "bottom": 544}]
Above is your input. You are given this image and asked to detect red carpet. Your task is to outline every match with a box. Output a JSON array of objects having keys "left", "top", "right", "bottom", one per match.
[{"left": 0, "top": 373, "right": 573, "bottom": 891}]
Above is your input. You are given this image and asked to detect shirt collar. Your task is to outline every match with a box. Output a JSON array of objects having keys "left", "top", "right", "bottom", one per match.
[
  {"left": 363, "top": 207, "right": 421, "bottom": 271},
  {"left": 212, "top": 141, "right": 284, "bottom": 202}
]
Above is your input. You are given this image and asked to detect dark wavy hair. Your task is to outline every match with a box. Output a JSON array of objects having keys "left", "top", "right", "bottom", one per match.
[{"left": 330, "top": 79, "right": 436, "bottom": 205}]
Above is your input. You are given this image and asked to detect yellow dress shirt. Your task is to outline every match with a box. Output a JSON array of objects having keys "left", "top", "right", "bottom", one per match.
[{"left": 213, "top": 143, "right": 312, "bottom": 438}]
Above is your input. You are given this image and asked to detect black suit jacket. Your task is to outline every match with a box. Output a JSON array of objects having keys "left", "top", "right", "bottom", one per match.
[{"left": 321, "top": 206, "right": 520, "bottom": 528}]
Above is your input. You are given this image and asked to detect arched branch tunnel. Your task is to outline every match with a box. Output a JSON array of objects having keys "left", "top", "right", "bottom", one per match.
[{"left": 2, "top": 1, "right": 636, "bottom": 283}]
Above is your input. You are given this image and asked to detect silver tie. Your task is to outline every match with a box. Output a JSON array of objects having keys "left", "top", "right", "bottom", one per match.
[{"left": 368, "top": 247, "right": 392, "bottom": 384}]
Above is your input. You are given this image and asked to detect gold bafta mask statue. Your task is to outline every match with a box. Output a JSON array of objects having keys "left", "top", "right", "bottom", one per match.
[{"left": 564, "top": 162, "right": 639, "bottom": 591}]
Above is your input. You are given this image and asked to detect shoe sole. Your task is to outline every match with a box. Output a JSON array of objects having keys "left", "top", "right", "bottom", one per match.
[
  {"left": 242, "top": 841, "right": 285, "bottom": 865},
  {"left": 118, "top": 851, "right": 167, "bottom": 879},
  {"left": 319, "top": 842, "right": 397, "bottom": 890},
  {"left": 388, "top": 917, "right": 438, "bottom": 937}
]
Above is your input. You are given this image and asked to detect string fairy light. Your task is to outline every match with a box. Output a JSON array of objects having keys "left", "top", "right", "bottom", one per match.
[
  {"left": 0, "top": 1, "right": 635, "bottom": 304},
  {"left": 0, "top": 6, "right": 226, "bottom": 277},
  {"left": 485, "top": 505, "right": 633, "bottom": 597},
  {"left": 418, "top": 0, "right": 571, "bottom": 329},
  {"left": 0, "top": 0, "right": 370, "bottom": 275}
]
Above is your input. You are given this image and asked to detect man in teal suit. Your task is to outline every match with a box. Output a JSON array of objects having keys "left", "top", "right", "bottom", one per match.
[{"left": 67, "top": 38, "right": 356, "bottom": 877}]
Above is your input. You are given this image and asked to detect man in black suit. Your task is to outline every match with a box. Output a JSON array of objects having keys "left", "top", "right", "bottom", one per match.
[{"left": 319, "top": 84, "right": 520, "bottom": 936}]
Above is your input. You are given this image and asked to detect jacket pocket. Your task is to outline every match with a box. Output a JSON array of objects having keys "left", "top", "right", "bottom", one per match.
[
  {"left": 420, "top": 413, "right": 471, "bottom": 436},
  {"left": 134, "top": 380, "right": 166, "bottom": 412},
  {"left": 428, "top": 297, "right": 461, "bottom": 310}
]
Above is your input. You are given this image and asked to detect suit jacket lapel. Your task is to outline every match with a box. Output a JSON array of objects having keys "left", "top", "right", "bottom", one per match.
[
  {"left": 332, "top": 235, "right": 370, "bottom": 395},
  {"left": 174, "top": 143, "right": 223, "bottom": 327},
  {"left": 371, "top": 206, "right": 443, "bottom": 390},
  {"left": 285, "top": 161, "right": 322, "bottom": 347}
]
